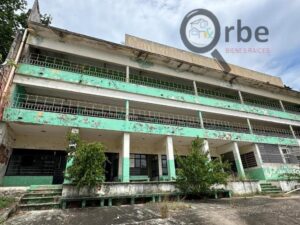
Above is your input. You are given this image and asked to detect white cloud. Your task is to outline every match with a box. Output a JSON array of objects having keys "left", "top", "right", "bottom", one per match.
[{"left": 27, "top": 0, "right": 300, "bottom": 90}]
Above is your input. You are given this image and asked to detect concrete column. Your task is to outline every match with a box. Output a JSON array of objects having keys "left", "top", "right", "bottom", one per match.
[
  {"left": 232, "top": 142, "right": 245, "bottom": 178},
  {"left": 158, "top": 154, "right": 163, "bottom": 178},
  {"left": 198, "top": 111, "right": 204, "bottom": 128},
  {"left": 247, "top": 119, "right": 253, "bottom": 134},
  {"left": 125, "top": 100, "right": 129, "bottom": 121},
  {"left": 165, "top": 136, "right": 176, "bottom": 180},
  {"left": 126, "top": 66, "right": 130, "bottom": 83},
  {"left": 278, "top": 146, "right": 287, "bottom": 164},
  {"left": 121, "top": 133, "right": 130, "bottom": 182},
  {"left": 193, "top": 81, "right": 198, "bottom": 96},
  {"left": 289, "top": 125, "right": 297, "bottom": 139},
  {"left": 279, "top": 100, "right": 285, "bottom": 112},
  {"left": 64, "top": 128, "right": 79, "bottom": 184},
  {"left": 238, "top": 91, "right": 244, "bottom": 104},
  {"left": 203, "top": 139, "right": 211, "bottom": 160},
  {"left": 253, "top": 144, "right": 263, "bottom": 167}
]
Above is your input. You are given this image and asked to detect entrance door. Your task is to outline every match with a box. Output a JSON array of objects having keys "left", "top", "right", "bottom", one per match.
[{"left": 52, "top": 151, "right": 67, "bottom": 184}]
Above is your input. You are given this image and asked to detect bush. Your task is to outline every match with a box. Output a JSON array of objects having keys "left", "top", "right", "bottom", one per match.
[
  {"left": 66, "top": 142, "right": 106, "bottom": 188},
  {"left": 176, "top": 138, "right": 230, "bottom": 195}
]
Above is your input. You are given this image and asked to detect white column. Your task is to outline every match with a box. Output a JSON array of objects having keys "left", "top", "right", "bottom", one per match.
[
  {"left": 232, "top": 142, "right": 245, "bottom": 178},
  {"left": 126, "top": 66, "right": 130, "bottom": 83},
  {"left": 238, "top": 91, "right": 244, "bottom": 104},
  {"left": 203, "top": 139, "right": 211, "bottom": 160},
  {"left": 121, "top": 133, "right": 130, "bottom": 182},
  {"left": 253, "top": 144, "right": 263, "bottom": 167},
  {"left": 193, "top": 81, "right": 198, "bottom": 96},
  {"left": 166, "top": 136, "right": 176, "bottom": 180},
  {"left": 247, "top": 119, "right": 253, "bottom": 134},
  {"left": 279, "top": 100, "right": 285, "bottom": 112},
  {"left": 278, "top": 146, "right": 287, "bottom": 164}
]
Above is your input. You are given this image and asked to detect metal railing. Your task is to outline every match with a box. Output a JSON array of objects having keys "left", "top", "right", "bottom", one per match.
[
  {"left": 252, "top": 125, "right": 293, "bottom": 138},
  {"left": 129, "top": 109, "right": 201, "bottom": 128},
  {"left": 130, "top": 74, "right": 194, "bottom": 95},
  {"left": 197, "top": 87, "right": 240, "bottom": 102},
  {"left": 283, "top": 102, "right": 300, "bottom": 114},
  {"left": 204, "top": 118, "right": 249, "bottom": 133},
  {"left": 11, "top": 94, "right": 252, "bottom": 134},
  {"left": 294, "top": 130, "right": 300, "bottom": 139},
  {"left": 21, "top": 53, "right": 127, "bottom": 82},
  {"left": 242, "top": 94, "right": 282, "bottom": 110},
  {"left": 12, "top": 94, "right": 126, "bottom": 120}
]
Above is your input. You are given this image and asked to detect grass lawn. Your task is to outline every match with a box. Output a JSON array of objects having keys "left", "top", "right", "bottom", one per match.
[{"left": 0, "top": 197, "right": 15, "bottom": 209}]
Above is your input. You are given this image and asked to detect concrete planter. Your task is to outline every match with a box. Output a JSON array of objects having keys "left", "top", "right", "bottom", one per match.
[{"left": 62, "top": 181, "right": 177, "bottom": 197}]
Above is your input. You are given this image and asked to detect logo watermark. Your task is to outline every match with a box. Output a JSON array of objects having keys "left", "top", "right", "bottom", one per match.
[{"left": 180, "top": 9, "right": 270, "bottom": 74}]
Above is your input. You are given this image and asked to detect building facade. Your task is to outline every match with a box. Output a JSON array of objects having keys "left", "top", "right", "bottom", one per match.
[{"left": 0, "top": 5, "right": 300, "bottom": 186}]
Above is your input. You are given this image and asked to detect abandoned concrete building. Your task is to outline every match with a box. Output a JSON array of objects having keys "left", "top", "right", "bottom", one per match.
[{"left": 0, "top": 2, "right": 300, "bottom": 189}]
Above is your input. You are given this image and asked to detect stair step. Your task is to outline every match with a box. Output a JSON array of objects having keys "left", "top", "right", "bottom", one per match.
[
  {"left": 21, "top": 196, "right": 61, "bottom": 204},
  {"left": 19, "top": 202, "right": 60, "bottom": 211},
  {"left": 23, "top": 191, "right": 62, "bottom": 198},
  {"left": 28, "top": 189, "right": 62, "bottom": 194}
]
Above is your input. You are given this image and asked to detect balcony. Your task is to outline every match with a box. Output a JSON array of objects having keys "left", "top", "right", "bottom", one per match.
[
  {"left": 7, "top": 94, "right": 296, "bottom": 141},
  {"left": 17, "top": 53, "right": 300, "bottom": 121}
]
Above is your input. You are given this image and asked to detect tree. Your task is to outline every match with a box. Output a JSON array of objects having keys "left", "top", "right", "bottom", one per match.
[
  {"left": 66, "top": 142, "right": 106, "bottom": 188},
  {"left": 0, "top": 0, "right": 52, "bottom": 63},
  {"left": 176, "top": 137, "right": 230, "bottom": 195}
]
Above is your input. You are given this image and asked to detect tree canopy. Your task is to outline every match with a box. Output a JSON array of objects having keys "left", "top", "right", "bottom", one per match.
[
  {"left": 0, "top": 0, "right": 51, "bottom": 62},
  {"left": 176, "top": 137, "right": 230, "bottom": 195}
]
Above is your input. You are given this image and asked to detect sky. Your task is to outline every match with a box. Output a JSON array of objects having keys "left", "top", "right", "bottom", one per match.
[{"left": 27, "top": 0, "right": 300, "bottom": 91}]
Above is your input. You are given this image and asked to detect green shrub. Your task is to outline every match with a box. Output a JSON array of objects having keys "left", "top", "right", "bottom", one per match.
[
  {"left": 66, "top": 142, "right": 106, "bottom": 188},
  {"left": 176, "top": 137, "right": 230, "bottom": 195}
]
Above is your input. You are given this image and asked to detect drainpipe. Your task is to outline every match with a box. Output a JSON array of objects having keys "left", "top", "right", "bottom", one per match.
[{"left": 0, "top": 29, "right": 28, "bottom": 118}]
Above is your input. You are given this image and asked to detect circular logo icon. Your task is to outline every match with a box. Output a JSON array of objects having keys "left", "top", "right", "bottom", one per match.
[{"left": 180, "top": 9, "right": 220, "bottom": 53}]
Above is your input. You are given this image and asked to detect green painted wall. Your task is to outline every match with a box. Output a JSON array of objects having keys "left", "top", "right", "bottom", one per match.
[
  {"left": 167, "top": 159, "right": 176, "bottom": 180},
  {"left": 245, "top": 167, "right": 266, "bottom": 180},
  {"left": 262, "top": 165, "right": 300, "bottom": 180},
  {"left": 2, "top": 176, "right": 53, "bottom": 186},
  {"left": 16, "top": 64, "right": 300, "bottom": 122},
  {"left": 122, "top": 157, "right": 130, "bottom": 182},
  {"left": 3, "top": 108, "right": 298, "bottom": 146},
  {"left": 245, "top": 165, "right": 300, "bottom": 180}
]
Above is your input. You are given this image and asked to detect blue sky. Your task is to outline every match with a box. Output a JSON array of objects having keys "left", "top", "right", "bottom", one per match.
[{"left": 27, "top": 0, "right": 300, "bottom": 91}]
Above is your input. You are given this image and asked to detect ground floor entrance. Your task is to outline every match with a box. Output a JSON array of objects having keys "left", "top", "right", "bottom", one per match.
[{"left": 3, "top": 149, "right": 67, "bottom": 186}]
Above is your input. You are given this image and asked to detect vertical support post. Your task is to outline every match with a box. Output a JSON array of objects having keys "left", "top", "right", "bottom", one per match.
[
  {"left": 289, "top": 125, "right": 297, "bottom": 139},
  {"left": 125, "top": 100, "right": 129, "bottom": 121},
  {"left": 253, "top": 144, "right": 263, "bottom": 167},
  {"left": 64, "top": 128, "right": 79, "bottom": 184},
  {"left": 203, "top": 139, "right": 211, "bottom": 160},
  {"left": 279, "top": 100, "right": 285, "bottom": 112},
  {"left": 193, "top": 81, "right": 198, "bottom": 96},
  {"left": 247, "top": 119, "right": 253, "bottom": 134},
  {"left": 158, "top": 154, "right": 163, "bottom": 180},
  {"left": 198, "top": 111, "right": 204, "bottom": 129},
  {"left": 278, "top": 146, "right": 287, "bottom": 164},
  {"left": 126, "top": 66, "right": 130, "bottom": 83},
  {"left": 121, "top": 133, "right": 130, "bottom": 182},
  {"left": 238, "top": 91, "right": 244, "bottom": 104},
  {"left": 166, "top": 136, "right": 176, "bottom": 180},
  {"left": 232, "top": 142, "right": 245, "bottom": 179}
]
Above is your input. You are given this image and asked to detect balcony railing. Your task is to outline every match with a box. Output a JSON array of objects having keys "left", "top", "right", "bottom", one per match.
[
  {"left": 20, "top": 54, "right": 244, "bottom": 104},
  {"left": 10, "top": 94, "right": 253, "bottom": 134},
  {"left": 12, "top": 94, "right": 126, "bottom": 120},
  {"left": 21, "top": 53, "right": 127, "bottom": 82},
  {"left": 19, "top": 54, "right": 300, "bottom": 115},
  {"left": 252, "top": 125, "right": 293, "bottom": 138},
  {"left": 242, "top": 94, "right": 282, "bottom": 111}
]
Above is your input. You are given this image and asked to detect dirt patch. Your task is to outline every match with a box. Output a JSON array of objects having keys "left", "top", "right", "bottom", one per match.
[{"left": 4, "top": 195, "right": 300, "bottom": 225}]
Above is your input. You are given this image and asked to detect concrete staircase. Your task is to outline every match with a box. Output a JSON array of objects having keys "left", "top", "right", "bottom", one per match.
[
  {"left": 260, "top": 183, "right": 282, "bottom": 194},
  {"left": 19, "top": 185, "right": 62, "bottom": 210}
]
